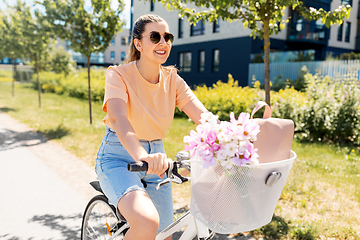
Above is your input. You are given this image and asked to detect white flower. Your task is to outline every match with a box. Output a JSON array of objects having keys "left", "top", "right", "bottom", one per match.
[
  {"left": 223, "top": 142, "right": 238, "bottom": 157},
  {"left": 216, "top": 149, "right": 228, "bottom": 161},
  {"left": 200, "top": 112, "right": 218, "bottom": 125}
]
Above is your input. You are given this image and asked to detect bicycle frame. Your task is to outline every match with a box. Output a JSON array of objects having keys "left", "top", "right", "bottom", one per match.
[
  {"left": 108, "top": 210, "right": 211, "bottom": 240},
  {"left": 156, "top": 211, "right": 210, "bottom": 240}
]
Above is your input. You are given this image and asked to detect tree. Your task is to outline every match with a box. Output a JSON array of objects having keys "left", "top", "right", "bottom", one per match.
[
  {"left": 0, "top": 11, "right": 5, "bottom": 60},
  {"left": 51, "top": 45, "right": 76, "bottom": 77},
  {"left": 155, "top": 0, "right": 351, "bottom": 105},
  {"left": 0, "top": 5, "right": 25, "bottom": 97},
  {"left": 9, "top": 0, "right": 54, "bottom": 108},
  {"left": 41, "top": 0, "right": 125, "bottom": 124}
]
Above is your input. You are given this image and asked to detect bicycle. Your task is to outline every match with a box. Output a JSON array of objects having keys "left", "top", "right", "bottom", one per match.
[
  {"left": 80, "top": 151, "right": 215, "bottom": 240},
  {"left": 81, "top": 150, "right": 297, "bottom": 240}
]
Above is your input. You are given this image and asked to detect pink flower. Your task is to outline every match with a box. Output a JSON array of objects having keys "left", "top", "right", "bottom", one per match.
[
  {"left": 198, "top": 148, "right": 217, "bottom": 168},
  {"left": 230, "top": 112, "right": 250, "bottom": 126},
  {"left": 242, "top": 120, "right": 260, "bottom": 141}
]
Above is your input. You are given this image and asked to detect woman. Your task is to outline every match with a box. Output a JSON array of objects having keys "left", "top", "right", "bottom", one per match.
[{"left": 95, "top": 14, "right": 208, "bottom": 240}]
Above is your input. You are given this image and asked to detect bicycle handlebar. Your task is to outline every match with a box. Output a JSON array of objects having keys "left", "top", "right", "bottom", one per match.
[
  {"left": 127, "top": 152, "right": 191, "bottom": 188},
  {"left": 127, "top": 161, "right": 149, "bottom": 172}
]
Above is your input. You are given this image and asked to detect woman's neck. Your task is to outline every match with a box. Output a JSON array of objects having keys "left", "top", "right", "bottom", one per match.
[{"left": 136, "top": 59, "right": 161, "bottom": 84}]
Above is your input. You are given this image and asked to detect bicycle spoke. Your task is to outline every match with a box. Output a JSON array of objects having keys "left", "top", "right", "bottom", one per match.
[{"left": 81, "top": 196, "right": 123, "bottom": 240}]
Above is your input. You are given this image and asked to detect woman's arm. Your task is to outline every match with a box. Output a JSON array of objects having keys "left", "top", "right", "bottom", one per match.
[
  {"left": 107, "top": 98, "right": 168, "bottom": 177},
  {"left": 180, "top": 99, "right": 210, "bottom": 177},
  {"left": 181, "top": 98, "right": 209, "bottom": 125}
]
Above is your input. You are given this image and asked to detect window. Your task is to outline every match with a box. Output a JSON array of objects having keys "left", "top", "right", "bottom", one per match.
[
  {"left": 150, "top": 0, "right": 154, "bottom": 11},
  {"left": 345, "top": 22, "right": 351, "bottom": 42},
  {"left": 121, "top": 37, "right": 126, "bottom": 45},
  {"left": 110, "top": 51, "right": 115, "bottom": 61},
  {"left": 337, "top": 23, "right": 343, "bottom": 41},
  {"left": 198, "top": 50, "right": 205, "bottom": 72},
  {"left": 178, "top": 52, "right": 192, "bottom": 72},
  {"left": 341, "top": 0, "right": 352, "bottom": 6},
  {"left": 178, "top": 18, "right": 183, "bottom": 38},
  {"left": 110, "top": 39, "right": 115, "bottom": 46},
  {"left": 213, "top": 20, "right": 220, "bottom": 33},
  {"left": 121, "top": 51, "right": 126, "bottom": 61},
  {"left": 190, "top": 21, "right": 205, "bottom": 36},
  {"left": 212, "top": 49, "right": 220, "bottom": 72}
]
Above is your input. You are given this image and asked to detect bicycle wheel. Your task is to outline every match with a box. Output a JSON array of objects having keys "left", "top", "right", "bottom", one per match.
[{"left": 81, "top": 195, "right": 129, "bottom": 240}]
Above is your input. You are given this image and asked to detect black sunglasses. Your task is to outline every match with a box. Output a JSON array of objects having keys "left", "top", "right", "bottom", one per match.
[{"left": 144, "top": 31, "right": 174, "bottom": 44}]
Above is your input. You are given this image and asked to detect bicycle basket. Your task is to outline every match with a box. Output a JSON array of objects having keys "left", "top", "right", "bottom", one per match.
[{"left": 190, "top": 150, "right": 296, "bottom": 234}]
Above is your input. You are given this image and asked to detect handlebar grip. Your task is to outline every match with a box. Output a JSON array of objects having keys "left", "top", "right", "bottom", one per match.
[{"left": 127, "top": 161, "right": 148, "bottom": 172}]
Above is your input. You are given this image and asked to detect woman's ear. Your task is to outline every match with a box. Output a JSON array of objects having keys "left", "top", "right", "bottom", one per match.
[{"left": 134, "top": 39, "right": 142, "bottom": 52}]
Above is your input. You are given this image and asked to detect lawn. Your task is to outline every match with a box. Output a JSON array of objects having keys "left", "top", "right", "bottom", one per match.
[{"left": 0, "top": 81, "right": 359, "bottom": 239}]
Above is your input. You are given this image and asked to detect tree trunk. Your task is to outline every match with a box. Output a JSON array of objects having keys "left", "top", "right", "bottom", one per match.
[
  {"left": 263, "top": 18, "right": 271, "bottom": 106},
  {"left": 12, "top": 58, "right": 17, "bottom": 97},
  {"left": 87, "top": 55, "right": 93, "bottom": 125},
  {"left": 36, "top": 55, "right": 41, "bottom": 108}
]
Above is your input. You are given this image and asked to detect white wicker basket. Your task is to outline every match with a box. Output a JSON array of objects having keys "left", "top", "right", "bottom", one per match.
[{"left": 190, "top": 150, "right": 296, "bottom": 234}]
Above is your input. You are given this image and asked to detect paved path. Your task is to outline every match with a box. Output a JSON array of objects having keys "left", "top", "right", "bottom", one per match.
[
  {"left": 0, "top": 112, "right": 98, "bottom": 239},
  {"left": 0, "top": 111, "right": 255, "bottom": 240}
]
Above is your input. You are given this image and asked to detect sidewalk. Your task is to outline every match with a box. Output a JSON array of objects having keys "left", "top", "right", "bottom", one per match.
[{"left": 0, "top": 111, "right": 98, "bottom": 239}]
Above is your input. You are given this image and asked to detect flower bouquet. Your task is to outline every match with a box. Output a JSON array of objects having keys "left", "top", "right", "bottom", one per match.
[{"left": 184, "top": 111, "right": 260, "bottom": 169}]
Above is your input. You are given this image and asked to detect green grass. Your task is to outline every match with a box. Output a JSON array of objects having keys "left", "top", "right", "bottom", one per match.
[{"left": 1, "top": 81, "right": 360, "bottom": 239}]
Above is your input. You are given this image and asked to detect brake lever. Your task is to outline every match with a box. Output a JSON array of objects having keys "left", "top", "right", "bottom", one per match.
[
  {"left": 155, "top": 175, "right": 190, "bottom": 190},
  {"left": 156, "top": 162, "right": 190, "bottom": 190}
]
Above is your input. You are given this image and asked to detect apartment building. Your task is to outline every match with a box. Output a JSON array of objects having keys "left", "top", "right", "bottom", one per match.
[
  {"left": 131, "top": 0, "right": 358, "bottom": 87},
  {"left": 103, "top": 29, "right": 131, "bottom": 65},
  {"left": 57, "top": 29, "right": 130, "bottom": 66}
]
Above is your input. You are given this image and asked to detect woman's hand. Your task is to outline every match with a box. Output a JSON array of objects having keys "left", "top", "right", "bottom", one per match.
[{"left": 139, "top": 153, "right": 168, "bottom": 178}]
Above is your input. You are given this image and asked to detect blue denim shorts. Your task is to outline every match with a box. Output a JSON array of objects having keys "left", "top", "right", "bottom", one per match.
[{"left": 95, "top": 127, "right": 173, "bottom": 232}]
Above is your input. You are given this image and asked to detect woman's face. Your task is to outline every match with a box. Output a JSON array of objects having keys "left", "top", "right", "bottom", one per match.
[{"left": 135, "top": 21, "right": 172, "bottom": 65}]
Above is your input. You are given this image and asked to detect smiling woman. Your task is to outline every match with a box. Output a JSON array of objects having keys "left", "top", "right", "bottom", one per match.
[{"left": 93, "top": 14, "right": 210, "bottom": 240}]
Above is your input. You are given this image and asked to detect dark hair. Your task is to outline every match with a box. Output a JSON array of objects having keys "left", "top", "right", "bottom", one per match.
[{"left": 126, "top": 14, "right": 165, "bottom": 63}]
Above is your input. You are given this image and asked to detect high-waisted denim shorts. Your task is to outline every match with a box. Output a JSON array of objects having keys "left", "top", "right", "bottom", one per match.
[{"left": 95, "top": 127, "right": 173, "bottom": 232}]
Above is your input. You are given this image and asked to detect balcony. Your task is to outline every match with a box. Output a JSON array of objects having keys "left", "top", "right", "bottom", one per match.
[{"left": 287, "top": 19, "right": 329, "bottom": 45}]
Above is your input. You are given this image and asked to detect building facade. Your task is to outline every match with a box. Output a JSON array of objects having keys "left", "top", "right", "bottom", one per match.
[
  {"left": 132, "top": 0, "right": 358, "bottom": 87},
  {"left": 56, "top": 29, "right": 130, "bottom": 67}
]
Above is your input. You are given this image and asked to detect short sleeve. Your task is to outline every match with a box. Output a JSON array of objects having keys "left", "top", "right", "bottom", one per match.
[
  {"left": 102, "top": 67, "right": 128, "bottom": 113},
  {"left": 175, "top": 74, "right": 197, "bottom": 111}
]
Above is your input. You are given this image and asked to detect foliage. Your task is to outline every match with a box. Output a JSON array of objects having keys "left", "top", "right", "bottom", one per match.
[
  {"left": 340, "top": 51, "right": 360, "bottom": 60},
  {"left": 31, "top": 69, "right": 106, "bottom": 102},
  {"left": 300, "top": 73, "right": 360, "bottom": 146},
  {"left": 40, "top": 0, "right": 126, "bottom": 124},
  {"left": 50, "top": 46, "right": 76, "bottom": 76},
  {"left": 188, "top": 74, "right": 262, "bottom": 121},
  {"left": 30, "top": 69, "right": 360, "bottom": 147},
  {"left": 271, "top": 86, "right": 306, "bottom": 132},
  {"left": 154, "top": 0, "right": 351, "bottom": 105},
  {"left": 5, "top": 0, "right": 55, "bottom": 107},
  {"left": 261, "top": 65, "right": 309, "bottom": 92}
]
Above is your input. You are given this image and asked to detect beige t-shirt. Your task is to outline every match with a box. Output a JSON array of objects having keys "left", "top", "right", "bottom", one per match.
[{"left": 102, "top": 61, "right": 197, "bottom": 141}]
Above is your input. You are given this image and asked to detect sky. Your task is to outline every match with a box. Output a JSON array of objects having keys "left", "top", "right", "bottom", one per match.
[{"left": 0, "top": 0, "right": 131, "bottom": 29}]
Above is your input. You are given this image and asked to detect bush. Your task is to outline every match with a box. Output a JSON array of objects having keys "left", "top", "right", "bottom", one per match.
[
  {"left": 300, "top": 73, "right": 360, "bottom": 146},
  {"left": 259, "top": 66, "right": 308, "bottom": 92},
  {"left": 29, "top": 68, "right": 360, "bottom": 147},
  {"left": 31, "top": 68, "right": 106, "bottom": 102},
  {"left": 175, "top": 74, "right": 264, "bottom": 121},
  {"left": 271, "top": 86, "right": 307, "bottom": 132}
]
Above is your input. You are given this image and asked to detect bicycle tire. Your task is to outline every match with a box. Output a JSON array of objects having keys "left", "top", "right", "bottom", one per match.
[{"left": 81, "top": 195, "right": 129, "bottom": 240}]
